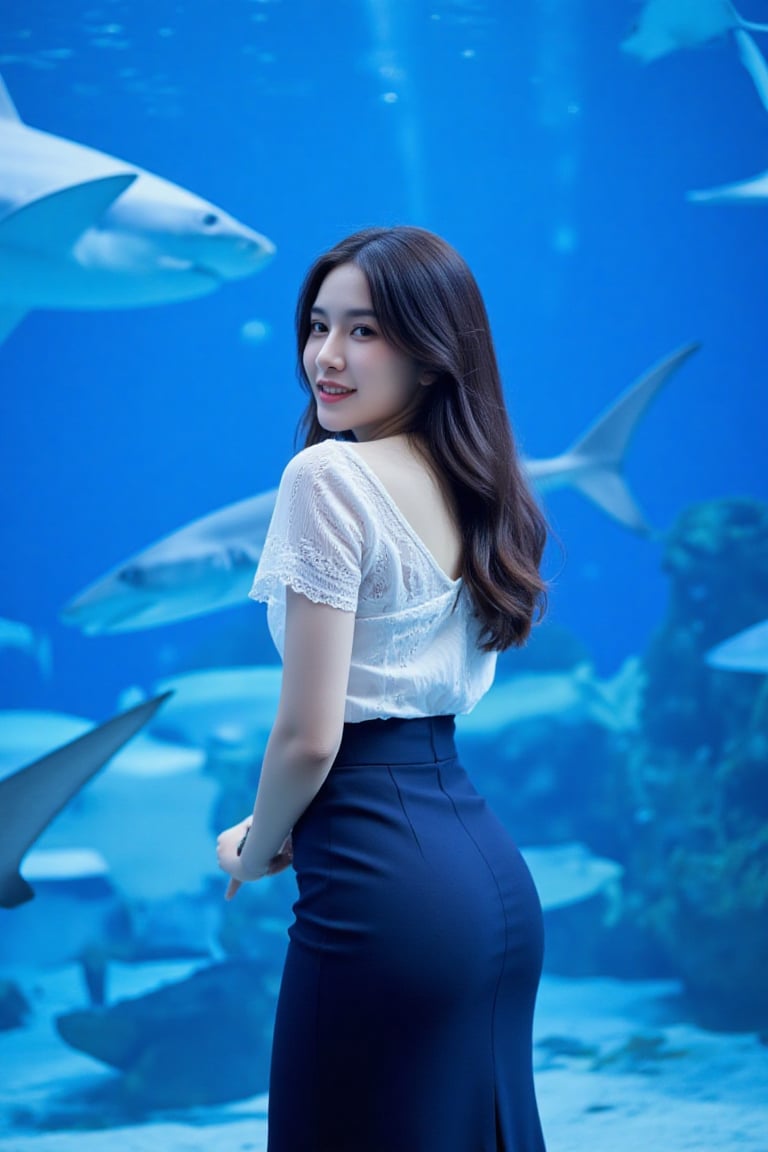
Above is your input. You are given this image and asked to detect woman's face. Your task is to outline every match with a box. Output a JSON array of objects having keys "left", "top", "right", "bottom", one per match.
[{"left": 303, "top": 262, "right": 428, "bottom": 442}]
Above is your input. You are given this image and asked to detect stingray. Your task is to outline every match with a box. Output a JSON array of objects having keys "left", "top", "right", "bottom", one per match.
[{"left": 0, "top": 692, "right": 171, "bottom": 909}]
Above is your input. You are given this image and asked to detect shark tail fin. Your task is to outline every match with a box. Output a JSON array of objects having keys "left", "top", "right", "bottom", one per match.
[
  {"left": 565, "top": 342, "right": 700, "bottom": 533},
  {"left": 565, "top": 470, "right": 652, "bottom": 535}
]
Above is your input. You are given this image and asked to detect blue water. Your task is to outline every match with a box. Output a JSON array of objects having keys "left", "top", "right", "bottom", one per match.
[
  {"left": 0, "top": 0, "right": 766, "bottom": 1142},
  {"left": 1, "top": 0, "right": 765, "bottom": 713}
]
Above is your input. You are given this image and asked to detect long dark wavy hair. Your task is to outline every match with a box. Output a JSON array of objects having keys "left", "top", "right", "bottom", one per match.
[{"left": 294, "top": 226, "right": 547, "bottom": 651}]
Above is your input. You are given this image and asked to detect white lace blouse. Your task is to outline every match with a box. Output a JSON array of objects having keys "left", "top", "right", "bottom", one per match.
[{"left": 249, "top": 439, "right": 497, "bottom": 723}]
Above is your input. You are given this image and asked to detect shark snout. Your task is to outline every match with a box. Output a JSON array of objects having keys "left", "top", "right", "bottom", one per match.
[
  {"left": 241, "top": 228, "right": 276, "bottom": 265},
  {"left": 207, "top": 227, "right": 276, "bottom": 280}
]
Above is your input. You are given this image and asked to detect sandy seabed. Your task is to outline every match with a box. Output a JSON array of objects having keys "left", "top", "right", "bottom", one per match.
[{"left": 1, "top": 961, "right": 766, "bottom": 1152}]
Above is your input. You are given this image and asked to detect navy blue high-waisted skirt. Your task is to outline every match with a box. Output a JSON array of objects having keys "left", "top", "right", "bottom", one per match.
[{"left": 267, "top": 715, "right": 546, "bottom": 1152}]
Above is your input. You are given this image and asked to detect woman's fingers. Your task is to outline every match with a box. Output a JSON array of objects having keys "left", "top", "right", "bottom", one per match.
[{"left": 225, "top": 877, "right": 242, "bottom": 901}]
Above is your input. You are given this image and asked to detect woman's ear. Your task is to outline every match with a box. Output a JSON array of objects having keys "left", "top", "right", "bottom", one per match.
[{"left": 419, "top": 370, "right": 438, "bottom": 387}]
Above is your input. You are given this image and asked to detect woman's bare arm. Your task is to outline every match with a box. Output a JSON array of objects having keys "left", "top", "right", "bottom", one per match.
[{"left": 217, "top": 588, "right": 355, "bottom": 891}]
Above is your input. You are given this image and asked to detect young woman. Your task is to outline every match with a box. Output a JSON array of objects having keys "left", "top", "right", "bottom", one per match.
[{"left": 217, "top": 226, "right": 548, "bottom": 1151}]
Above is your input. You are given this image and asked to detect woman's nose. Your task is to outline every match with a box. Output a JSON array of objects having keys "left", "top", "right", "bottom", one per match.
[{"left": 316, "top": 331, "right": 344, "bottom": 370}]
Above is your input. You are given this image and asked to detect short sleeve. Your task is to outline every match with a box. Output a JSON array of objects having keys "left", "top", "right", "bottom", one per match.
[{"left": 249, "top": 443, "right": 363, "bottom": 613}]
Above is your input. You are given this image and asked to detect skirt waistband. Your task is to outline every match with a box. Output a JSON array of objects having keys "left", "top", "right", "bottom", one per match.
[{"left": 334, "top": 715, "right": 457, "bottom": 767}]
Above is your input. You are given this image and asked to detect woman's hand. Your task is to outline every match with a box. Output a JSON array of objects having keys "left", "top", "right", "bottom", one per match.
[
  {"left": 216, "top": 820, "right": 293, "bottom": 901},
  {"left": 216, "top": 817, "right": 258, "bottom": 901}
]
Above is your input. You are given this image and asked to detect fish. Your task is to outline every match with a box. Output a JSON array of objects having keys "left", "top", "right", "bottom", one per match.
[
  {"left": 0, "top": 848, "right": 129, "bottom": 992},
  {"left": 0, "top": 694, "right": 170, "bottom": 908},
  {"left": 688, "top": 30, "right": 768, "bottom": 203},
  {"left": 520, "top": 842, "right": 623, "bottom": 913},
  {"left": 0, "top": 847, "right": 219, "bottom": 996},
  {"left": 622, "top": 0, "right": 768, "bottom": 63},
  {"left": 60, "top": 345, "right": 698, "bottom": 635},
  {"left": 705, "top": 618, "right": 768, "bottom": 673},
  {"left": 149, "top": 665, "right": 283, "bottom": 754},
  {"left": 55, "top": 960, "right": 275, "bottom": 1107},
  {"left": 457, "top": 665, "right": 596, "bottom": 736},
  {"left": 0, "top": 70, "right": 275, "bottom": 347},
  {"left": 0, "top": 615, "right": 51, "bottom": 677},
  {"left": 456, "top": 657, "right": 643, "bottom": 739}
]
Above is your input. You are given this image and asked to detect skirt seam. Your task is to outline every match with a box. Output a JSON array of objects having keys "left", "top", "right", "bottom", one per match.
[
  {"left": 436, "top": 763, "right": 511, "bottom": 1146},
  {"left": 386, "top": 764, "right": 426, "bottom": 859}
]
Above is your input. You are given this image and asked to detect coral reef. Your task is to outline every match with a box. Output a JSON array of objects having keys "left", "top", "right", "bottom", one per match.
[
  {"left": 642, "top": 498, "right": 768, "bottom": 753},
  {"left": 626, "top": 499, "right": 768, "bottom": 1028},
  {"left": 478, "top": 498, "right": 768, "bottom": 1028}
]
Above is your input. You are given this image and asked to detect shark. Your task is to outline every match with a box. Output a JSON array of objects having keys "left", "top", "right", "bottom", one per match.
[
  {"left": 689, "top": 30, "right": 768, "bottom": 203},
  {"left": 0, "top": 693, "right": 170, "bottom": 908},
  {"left": 60, "top": 343, "right": 698, "bottom": 635},
  {"left": 63, "top": 488, "right": 278, "bottom": 634},
  {"left": 0, "top": 70, "right": 275, "bottom": 346},
  {"left": 622, "top": 0, "right": 768, "bottom": 63},
  {"left": 519, "top": 842, "right": 623, "bottom": 914},
  {"left": 456, "top": 658, "right": 643, "bottom": 741},
  {"left": 149, "top": 665, "right": 283, "bottom": 754}
]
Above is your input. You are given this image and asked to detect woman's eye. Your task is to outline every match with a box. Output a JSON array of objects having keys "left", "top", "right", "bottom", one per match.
[
  {"left": 310, "top": 320, "right": 327, "bottom": 334},
  {"left": 352, "top": 325, "right": 375, "bottom": 337}
]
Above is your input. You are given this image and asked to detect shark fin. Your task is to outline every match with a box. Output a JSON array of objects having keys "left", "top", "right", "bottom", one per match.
[
  {"left": 734, "top": 12, "right": 768, "bottom": 36},
  {"left": 0, "top": 691, "right": 172, "bottom": 909},
  {"left": 0, "top": 72, "right": 21, "bottom": 122},
  {"left": 687, "top": 32, "right": 768, "bottom": 206},
  {"left": 734, "top": 29, "right": 768, "bottom": 113},
  {"left": 0, "top": 173, "right": 137, "bottom": 256},
  {"left": 688, "top": 172, "right": 768, "bottom": 203},
  {"left": 567, "top": 343, "right": 700, "bottom": 464},
  {"left": 0, "top": 308, "right": 29, "bottom": 345}
]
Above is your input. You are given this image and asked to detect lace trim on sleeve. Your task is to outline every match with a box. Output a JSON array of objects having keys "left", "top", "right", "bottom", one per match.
[
  {"left": 248, "top": 444, "right": 362, "bottom": 613},
  {"left": 249, "top": 549, "right": 360, "bottom": 612}
]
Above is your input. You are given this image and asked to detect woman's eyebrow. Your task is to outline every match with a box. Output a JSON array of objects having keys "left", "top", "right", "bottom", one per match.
[{"left": 310, "top": 306, "right": 378, "bottom": 319}]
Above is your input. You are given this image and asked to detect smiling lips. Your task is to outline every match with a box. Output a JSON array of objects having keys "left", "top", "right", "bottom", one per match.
[{"left": 316, "top": 380, "right": 356, "bottom": 403}]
